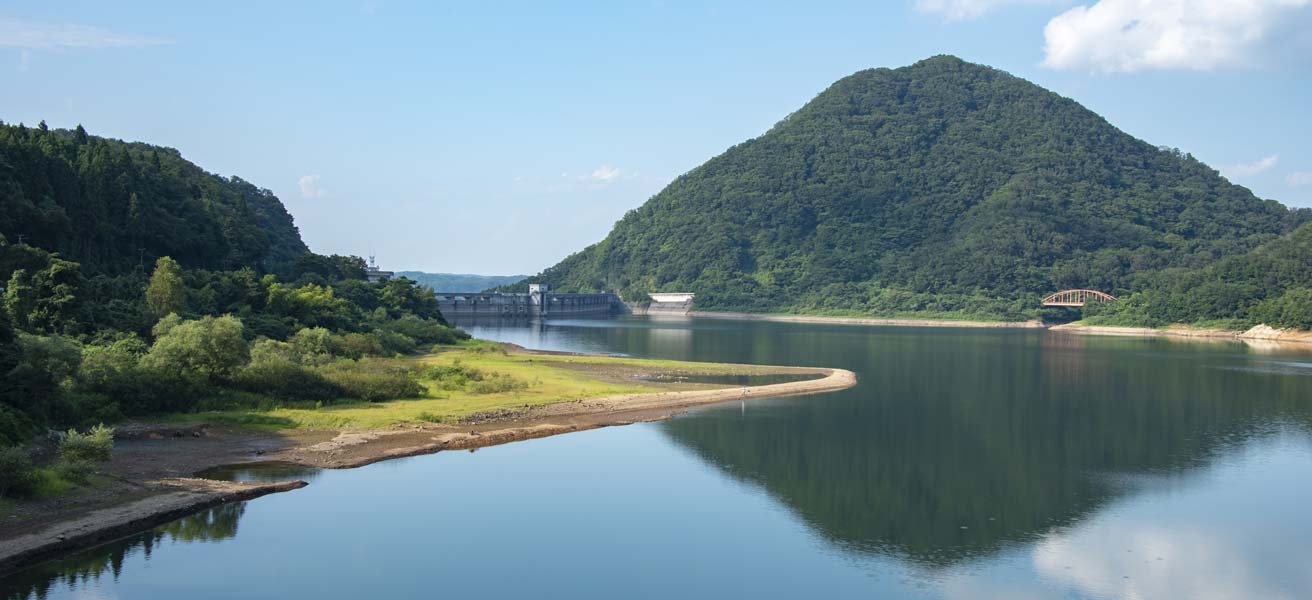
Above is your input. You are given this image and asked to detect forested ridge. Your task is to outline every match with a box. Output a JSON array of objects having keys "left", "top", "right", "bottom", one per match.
[
  {"left": 0, "top": 120, "right": 306, "bottom": 275},
  {"left": 0, "top": 121, "right": 468, "bottom": 471},
  {"left": 525, "top": 56, "right": 1310, "bottom": 325},
  {"left": 396, "top": 272, "right": 527, "bottom": 292}
]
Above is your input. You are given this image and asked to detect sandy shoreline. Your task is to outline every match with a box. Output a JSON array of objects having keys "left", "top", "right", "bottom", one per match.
[
  {"left": 1050, "top": 323, "right": 1312, "bottom": 346},
  {"left": 688, "top": 311, "right": 1046, "bottom": 329},
  {"left": 0, "top": 358, "right": 856, "bottom": 576},
  {"left": 686, "top": 311, "right": 1312, "bottom": 345}
]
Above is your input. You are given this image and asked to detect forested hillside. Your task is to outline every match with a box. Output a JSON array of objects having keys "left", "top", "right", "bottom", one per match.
[
  {"left": 528, "top": 56, "right": 1309, "bottom": 321},
  {"left": 1087, "top": 220, "right": 1312, "bottom": 329},
  {"left": 0, "top": 120, "right": 306, "bottom": 275},
  {"left": 395, "top": 272, "right": 526, "bottom": 292},
  {"left": 0, "top": 122, "right": 467, "bottom": 453}
]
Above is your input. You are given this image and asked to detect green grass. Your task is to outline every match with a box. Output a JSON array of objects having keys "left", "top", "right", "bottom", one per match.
[{"left": 164, "top": 347, "right": 766, "bottom": 430}]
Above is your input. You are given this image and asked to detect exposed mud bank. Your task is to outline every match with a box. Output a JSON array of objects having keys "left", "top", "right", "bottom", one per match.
[
  {"left": 0, "top": 479, "right": 305, "bottom": 576},
  {"left": 688, "top": 311, "right": 1046, "bottom": 329},
  {"left": 1051, "top": 323, "right": 1312, "bottom": 347}
]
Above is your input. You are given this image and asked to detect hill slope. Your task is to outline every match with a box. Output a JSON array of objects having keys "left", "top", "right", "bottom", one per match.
[
  {"left": 394, "top": 272, "right": 527, "bottom": 292},
  {"left": 1089, "top": 220, "right": 1312, "bottom": 329},
  {"left": 0, "top": 121, "right": 307, "bottom": 275},
  {"left": 530, "top": 56, "right": 1308, "bottom": 318}
]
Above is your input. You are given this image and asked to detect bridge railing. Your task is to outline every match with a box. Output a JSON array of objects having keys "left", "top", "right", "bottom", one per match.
[{"left": 1042, "top": 289, "right": 1116, "bottom": 307}]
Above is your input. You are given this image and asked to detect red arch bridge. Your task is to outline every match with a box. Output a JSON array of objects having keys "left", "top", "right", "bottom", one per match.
[{"left": 1042, "top": 289, "right": 1117, "bottom": 307}]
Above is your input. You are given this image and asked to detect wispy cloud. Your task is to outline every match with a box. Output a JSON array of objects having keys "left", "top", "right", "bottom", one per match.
[
  {"left": 914, "top": 0, "right": 1056, "bottom": 21},
  {"left": 1220, "top": 155, "right": 1279, "bottom": 179},
  {"left": 589, "top": 164, "right": 624, "bottom": 183},
  {"left": 1042, "top": 0, "right": 1312, "bottom": 73},
  {"left": 1287, "top": 172, "right": 1312, "bottom": 187},
  {"left": 0, "top": 17, "right": 170, "bottom": 49},
  {"left": 298, "top": 175, "right": 325, "bottom": 198}
]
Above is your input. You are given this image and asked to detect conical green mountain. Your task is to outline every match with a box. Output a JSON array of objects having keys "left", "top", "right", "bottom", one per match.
[{"left": 532, "top": 56, "right": 1308, "bottom": 317}]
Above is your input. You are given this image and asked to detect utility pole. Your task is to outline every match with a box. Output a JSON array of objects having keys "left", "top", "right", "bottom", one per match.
[{"left": 15, "top": 234, "right": 26, "bottom": 246}]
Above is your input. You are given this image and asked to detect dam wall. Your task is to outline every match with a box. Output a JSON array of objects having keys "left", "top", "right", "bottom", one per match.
[
  {"left": 435, "top": 285, "right": 695, "bottom": 320},
  {"left": 435, "top": 289, "right": 620, "bottom": 319}
]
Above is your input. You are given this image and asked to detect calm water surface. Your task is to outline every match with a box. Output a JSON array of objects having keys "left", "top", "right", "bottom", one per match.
[{"left": 6, "top": 317, "right": 1312, "bottom": 599}]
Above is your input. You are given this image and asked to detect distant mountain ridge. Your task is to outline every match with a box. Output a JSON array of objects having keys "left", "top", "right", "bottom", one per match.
[
  {"left": 526, "top": 56, "right": 1308, "bottom": 319},
  {"left": 396, "top": 271, "right": 527, "bottom": 292}
]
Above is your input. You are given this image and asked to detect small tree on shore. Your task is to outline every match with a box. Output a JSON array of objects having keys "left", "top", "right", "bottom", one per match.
[
  {"left": 141, "top": 315, "right": 249, "bottom": 382},
  {"left": 145, "top": 257, "right": 187, "bottom": 319}
]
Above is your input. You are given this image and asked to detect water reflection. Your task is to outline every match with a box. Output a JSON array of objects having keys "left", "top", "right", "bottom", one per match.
[
  {"left": 2, "top": 504, "right": 246, "bottom": 600},
  {"left": 6, "top": 319, "right": 1312, "bottom": 599},
  {"left": 658, "top": 329, "right": 1312, "bottom": 567},
  {"left": 932, "top": 432, "right": 1312, "bottom": 599},
  {"left": 195, "top": 461, "right": 322, "bottom": 483}
]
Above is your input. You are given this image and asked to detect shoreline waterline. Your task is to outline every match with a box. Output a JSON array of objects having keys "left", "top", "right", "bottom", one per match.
[
  {"left": 686, "top": 311, "right": 1046, "bottom": 328},
  {"left": 0, "top": 348, "right": 856, "bottom": 577},
  {"left": 687, "top": 310, "right": 1312, "bottom": 346}
]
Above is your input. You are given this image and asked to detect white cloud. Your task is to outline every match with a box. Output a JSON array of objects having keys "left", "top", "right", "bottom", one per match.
[
  {"left": 1042, "top": 0, "right": 1312, "bottom": 73},
  {"left": 0, "top": 17, "right": 170, "bottom": 49},
  {"left": 1287, "top": 171, "right": 1312, "bottom": 186},
  {"left": 1220, "top": 154, "right": 1279, "bottom": 179},
  {"left": 17, "top": 49, "right": 29, "bottom": 71},
  {"left": 589, "top": 164, "right": 624, "bottom": 183},
  {"left": 915, "top": 0, "right": 1055, "bottom": 20},
  {"left": 298, "top": 175, "right": 325, "bottom": 198}
]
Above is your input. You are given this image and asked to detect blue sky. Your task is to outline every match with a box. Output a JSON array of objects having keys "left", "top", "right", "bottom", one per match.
[{"left": 3, "top": 0, "right": 1310, "bottom": 274}]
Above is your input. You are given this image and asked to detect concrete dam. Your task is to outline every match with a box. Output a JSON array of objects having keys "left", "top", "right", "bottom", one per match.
[{"left": 434, "top": 284, "right": 694, "bottom": 319}]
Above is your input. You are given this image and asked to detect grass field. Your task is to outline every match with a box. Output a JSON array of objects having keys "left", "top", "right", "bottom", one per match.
[{"left": 168, "top": 345, "right": 773, "bottom": 430}]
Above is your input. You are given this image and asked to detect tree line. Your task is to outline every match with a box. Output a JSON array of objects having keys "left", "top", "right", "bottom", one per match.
[{"left": 0, "top": 121, "right": 468, "bottom": 450}]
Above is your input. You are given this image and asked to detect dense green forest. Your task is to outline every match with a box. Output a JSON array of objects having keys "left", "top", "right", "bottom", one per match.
[
  {"left": 524, "top": 56, "right": 1310, "bottom": 326},
  {"left": 395, "top": 271, "right": 526, "bottom": 292},
  {"left": 1085, "top": 220, "right": 1312, "bottom": 328},
  {"left": 0, "top": 121, "right": 467, "bottom": 456}
]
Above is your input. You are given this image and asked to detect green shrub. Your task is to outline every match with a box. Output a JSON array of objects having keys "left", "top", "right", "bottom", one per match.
[
  {"left": 0, "top": 405, "right": 34, "bottom": 447},
  {"left": 316, "top": 359, "right": 424, "bottom": 402},
  {"left": 0, "top": 447, "right": 39, "bottom": 498},
  {"left": 289, "top": 327, "right": 334, "bottom": 364},
  {"left": 130, "top": 367, "right": 209, "bottom": 414},
  {"left": 373, "top": 329, "right": 417, "bottom": 356},
  {"left": 332, "top": 332, "right": 383, "bottom": 360},
  {"left": 377, "top": 315, "right": 469, "bottom": 345},
  {"left": 6, "top": 334, "right": 83, "bottom": 420},
  {"left": 249, "top": 338, "right": 297, "bottom": 364},
  {"left": 469, "top": 372, "right": 529, "bottom": 394},
  {"left": 236, "top": 357, "right": 344, "bottom": 401},
  {"left": 1251, "top": 287, "right": 1312, "bottom": 330},
  {"left": 141, "top": 315, "right": 249, "bottom": 382},
  {"left": 62, "top": 390, "right": 125, "bottom": 427},
  {"left": 416, "top": 411, "right": 443, "bottom": 423},
  {"left": 78, "top": 336, "right": 147, "bottom": 393},
  {"left": 54, "top": 460, "right": 95, "bottom": 485},
  {"left": 421, "top": 363, "right": 489, "bottom": 390},
  {"left": 59, "top": 424, "right": 114, "bottom": 462}
]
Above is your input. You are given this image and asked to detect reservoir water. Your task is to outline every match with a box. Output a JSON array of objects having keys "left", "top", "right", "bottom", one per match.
[{"left": 6, "top": 317, "right": 1312, "bottom": 599}]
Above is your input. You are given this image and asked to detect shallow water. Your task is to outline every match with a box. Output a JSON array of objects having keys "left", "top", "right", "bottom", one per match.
[{"left": 6, "top": 316, "right": 1312, "bottom": 599}]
